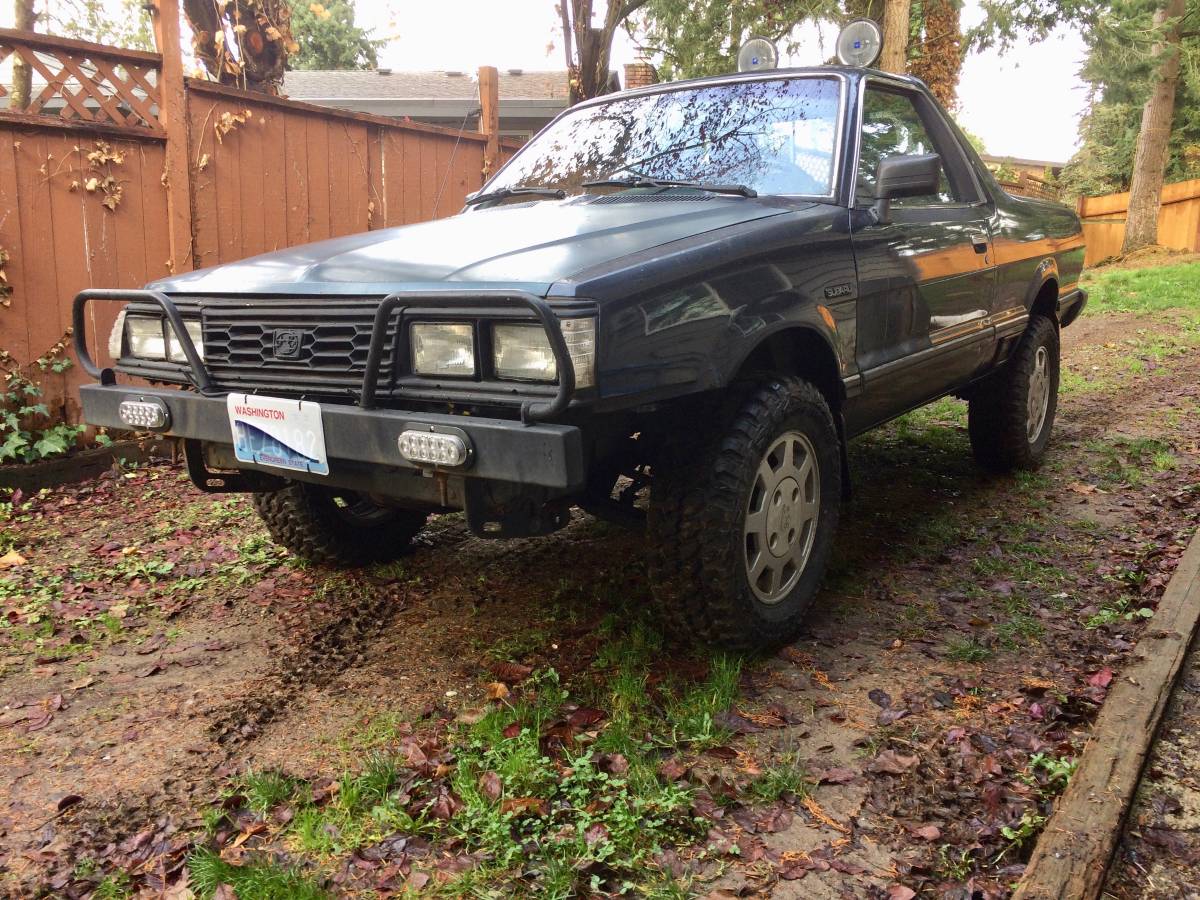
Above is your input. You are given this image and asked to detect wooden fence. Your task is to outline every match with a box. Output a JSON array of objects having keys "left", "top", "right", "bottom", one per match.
[
  {"left": 1078, "top": 178, "right": 1200, "bottom": 267},
  {"left": 0, "top": 19, "right": 520, "bottom": 424}
]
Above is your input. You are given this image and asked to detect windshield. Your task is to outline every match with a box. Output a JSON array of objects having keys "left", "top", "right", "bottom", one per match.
[{"left": 487, "top": 76, "right": 842, "bottom": 198}]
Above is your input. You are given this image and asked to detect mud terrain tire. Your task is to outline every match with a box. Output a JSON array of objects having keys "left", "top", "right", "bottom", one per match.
[
  {"left": 252, "top": 482, "right": 427, "bottom": 566},
  {"left": 648, "top": 376, "right": 842, "bottom": 651},
  {"left": 968, "top": 315, "right": 1060, "bottom": 472}
]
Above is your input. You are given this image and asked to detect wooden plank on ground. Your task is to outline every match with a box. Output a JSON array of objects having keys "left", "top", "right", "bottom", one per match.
[{"left": 1013, "top": 530, "right": 1200, "bottom": 900}]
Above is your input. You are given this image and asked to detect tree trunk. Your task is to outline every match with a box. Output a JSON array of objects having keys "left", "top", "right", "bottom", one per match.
[
  {"left": 182, "top": 0, "right": 293, "bottom": 95},
  {"left": 562, "top": 0, "right": 647, "bottom": 104},
  {"left": 879, "top": 0, "right": 911, "bottom": 73},
  {"left": 10, "top": 0, "right": 36, "bottom": 111},
  {"left": 1122, "top": 0, "right": 1186, "bottom": 254}
]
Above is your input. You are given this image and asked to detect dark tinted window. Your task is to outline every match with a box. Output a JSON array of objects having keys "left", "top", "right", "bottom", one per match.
[
  {"left": 488, "top": 77, "right": 842, "bottom": 197},
  {"left": 857, "top": 87, "right": 956, "bottom": 205}
]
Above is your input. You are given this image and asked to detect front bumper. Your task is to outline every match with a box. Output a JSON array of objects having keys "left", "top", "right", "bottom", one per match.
[{"left": 80, "top": 383, "right": 585, "bottom": 492}]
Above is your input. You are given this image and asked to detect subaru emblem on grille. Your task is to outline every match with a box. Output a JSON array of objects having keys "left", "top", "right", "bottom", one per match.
[{"left": 272, "top": 329, "right": 303, "bottom": 359}]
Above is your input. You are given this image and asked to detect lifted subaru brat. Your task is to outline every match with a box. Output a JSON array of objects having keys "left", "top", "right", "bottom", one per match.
[{"left": 75, "top": 62, "right": 1085, "bottom": 651}]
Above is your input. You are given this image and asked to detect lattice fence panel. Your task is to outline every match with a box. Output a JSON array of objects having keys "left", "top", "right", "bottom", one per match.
[{"left": 1, "top": 31, "right": 162, "bottom": 133}]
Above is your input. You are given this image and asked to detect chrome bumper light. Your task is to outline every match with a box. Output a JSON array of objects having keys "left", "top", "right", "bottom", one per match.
[
  {"left": 398, "top": 430, "right": 470, "bottom": 467},
  {"left": 118, "top": 398, "right": 170, "bottom": 430}
]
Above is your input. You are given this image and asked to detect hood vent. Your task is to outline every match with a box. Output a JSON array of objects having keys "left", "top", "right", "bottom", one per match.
[{"left": 589, "top": 192, "right": 714, "bottom": 204}]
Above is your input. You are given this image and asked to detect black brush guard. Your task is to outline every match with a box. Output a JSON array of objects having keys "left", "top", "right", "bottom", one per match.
[{"left": 73, "top": 289, "right": 577, "bottom": 423}]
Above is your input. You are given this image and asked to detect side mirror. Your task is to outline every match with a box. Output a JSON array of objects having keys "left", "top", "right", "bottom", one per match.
[{"left": 871, "top": 153, "right": 941, "bottom": 224}]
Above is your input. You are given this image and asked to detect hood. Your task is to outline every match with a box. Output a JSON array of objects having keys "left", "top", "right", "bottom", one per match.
[{"left": 151, "top": 197, "right": 790, "bottom": 296}]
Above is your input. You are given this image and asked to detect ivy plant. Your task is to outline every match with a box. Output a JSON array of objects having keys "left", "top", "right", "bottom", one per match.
[{"left": 0, "top": 362, "right": 86, "bottom": 464}]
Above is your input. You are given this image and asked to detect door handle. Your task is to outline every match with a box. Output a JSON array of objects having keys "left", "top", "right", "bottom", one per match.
[{"left": 968, "top": 230, "right": 989, "bottom": 254}]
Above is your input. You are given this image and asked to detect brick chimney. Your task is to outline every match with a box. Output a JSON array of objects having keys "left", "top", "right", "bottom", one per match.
[{"left": 623, "top": 60, "right": 658, "bottom": 90}]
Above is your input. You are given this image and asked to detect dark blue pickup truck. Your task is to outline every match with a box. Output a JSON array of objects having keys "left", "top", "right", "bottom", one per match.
[{"left": 75, "top": 57, "right": 1086, "bottom": 651}]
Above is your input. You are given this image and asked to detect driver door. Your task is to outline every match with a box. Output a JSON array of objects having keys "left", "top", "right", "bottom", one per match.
[{"left": 850, "top": 81, "right": 996, "bottom": 427}]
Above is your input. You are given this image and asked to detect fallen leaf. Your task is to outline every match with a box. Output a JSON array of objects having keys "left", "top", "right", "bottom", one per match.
[
  {"left": 868, "top": 688, "right": 892, "bottom": 708},
  {"left": 566, "top": 707, "right": 605, "bottom": 728},
  {"left": 56, "top": 794, "right": 83, "bottom": 812},
  {"left": 478, "top": 771, "right": 502, "bottom": 802},
  {"left": 1088, "top": 667, "right": 1114, "bottom": 688},
  {"left": 0, "top": 550, "right": 27, "bottom": 569},
  {"left": 817, "top": 767, "right": 858, "bottom": 785},
  {"left": 866, "top": 750, "right": 919, "bottom": 775},
  {"left": 888, "top": 887, "right": 916, "bottom": 900},
  {"left": 913, "top": 824, "right": 941, "bottom": 840},
  {"left": 659, "top": 758, "right": 689, "bottom": 781},
  {"left": 500, "top": 797, "right": 547, "bottom": 816},
  {"left": 600, "top": 753, "right": 629, "bottom": 775},
  {"left": 485, "top": 682, "right": 509, "bottom": 701}
]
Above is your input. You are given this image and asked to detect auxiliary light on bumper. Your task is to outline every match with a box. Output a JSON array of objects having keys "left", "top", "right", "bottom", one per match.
[
  {"left": 118, "top": 397, "right": 170, "bottom": 430},
  {"left": 398, "top": 429, "right": 470, "bottom": 467}
]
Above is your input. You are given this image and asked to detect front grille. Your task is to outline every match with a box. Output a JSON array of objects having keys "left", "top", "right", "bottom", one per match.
[{"left": 200, "top": 299, "right": 399, "bottom": 397}]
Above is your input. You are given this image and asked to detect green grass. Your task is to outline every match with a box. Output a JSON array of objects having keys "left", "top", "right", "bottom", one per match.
[
  {"left": 187, "top": 847, "right": 326, "bottom": 900},
  {"left": 1087, "top": 436, "right": 1176, "bottom": 488},
  {"left": 745, "top": 753, "right": 810, "bottom": 804},
  {"left": 194, "top": 614, "right": 747, "bottom": 897},
  {"left": 945, "top": 636, "right": 991, "bottom": 663},
  {"left": 1083, "top": 260, "right": 1200, "bottom": 314}
]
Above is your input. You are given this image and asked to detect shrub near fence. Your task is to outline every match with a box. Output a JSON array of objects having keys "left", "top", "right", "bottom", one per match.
[{"left": 0, "top": 25, "right": 518, "bottom": 426}]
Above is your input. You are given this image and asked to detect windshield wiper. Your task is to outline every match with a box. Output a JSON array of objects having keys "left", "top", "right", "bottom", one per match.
[
  {"left": 582, "top": 177, "right": 758, "bottom": 198},
  {"left": 464, "top": 185, "right": 566, "bottom": 206}
]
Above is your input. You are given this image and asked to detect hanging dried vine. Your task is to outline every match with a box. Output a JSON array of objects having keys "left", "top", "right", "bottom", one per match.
[
  {"left": 909, "top": 0, "right": 963, "bottom": 109},
  {"left": 0, "top": 247, "right": 11, "bottom": 308}
]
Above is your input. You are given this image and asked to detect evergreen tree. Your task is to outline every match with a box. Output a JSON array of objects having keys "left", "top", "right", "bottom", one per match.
[
  {"left": 289, "top": 0, "right": 384, "bottom": 71},
  {"left": 631, "top": 0, "right": 841, "bottom": 81},
  {"left": 1058, "top": 0, "right": 1200, "bottom": 199}
]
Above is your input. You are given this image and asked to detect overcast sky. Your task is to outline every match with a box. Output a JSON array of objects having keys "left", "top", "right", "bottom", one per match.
[
  {"left": 3, "top": 0, "right": 1089, "bottom": 162},
  {"left": 355, "top": 0, "right": 1088, "bottom": 163}
]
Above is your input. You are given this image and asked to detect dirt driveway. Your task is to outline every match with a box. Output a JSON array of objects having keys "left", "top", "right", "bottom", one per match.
[{"left": 2, "top": 266, "right": 1199, "bottom": 897}]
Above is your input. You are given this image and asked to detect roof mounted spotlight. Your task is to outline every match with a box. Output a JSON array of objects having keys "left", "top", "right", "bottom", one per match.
[
  {"left": 736, "top": 36, "right": 778, "bottom": 73},
  {"left": 836, "top": 18, "right": 884, "bottom": 68}
]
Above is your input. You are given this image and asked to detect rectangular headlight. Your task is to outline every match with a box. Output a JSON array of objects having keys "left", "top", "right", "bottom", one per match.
[
  {"left": 125, "top": 316, "right": 167, "bottom": 360},
  {"left": 412, "top": 322, "right": 475, "bottom": 377},
  {"left": 167, "top": 320, "right": 205, "bottom": 362},
  {"left": 493, "top": 317, "right": 596, "bottom": 388},
  {"left": 494, "top": 324, "right": 556, "bottom": 383}
]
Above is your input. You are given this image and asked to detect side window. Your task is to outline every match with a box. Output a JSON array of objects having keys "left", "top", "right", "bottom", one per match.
[{"left": 857, "top": 87, "right": 957, "bottom": 206}]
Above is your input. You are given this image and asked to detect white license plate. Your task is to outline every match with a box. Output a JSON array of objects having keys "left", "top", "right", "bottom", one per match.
[{"left": 227, "top": 394, "right": 329, "bottom": 476}]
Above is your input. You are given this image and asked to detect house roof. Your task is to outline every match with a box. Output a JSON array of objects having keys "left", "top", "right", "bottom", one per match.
[
  {"left": 980, "top": 153, "right": 1066, "bottom": 171},
  {"left": 282, "top": 69, "right": 570, "bottom": 102}
]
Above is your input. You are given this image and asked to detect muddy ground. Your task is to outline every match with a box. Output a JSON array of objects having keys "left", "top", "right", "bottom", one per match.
[{"left": 1, "top": 294, "right": 1199, "bottom": 897}]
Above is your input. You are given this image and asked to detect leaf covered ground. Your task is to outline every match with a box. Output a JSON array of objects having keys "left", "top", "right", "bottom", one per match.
[{"left": 2, "top": 259, "right": 1200, "bottom": 898}]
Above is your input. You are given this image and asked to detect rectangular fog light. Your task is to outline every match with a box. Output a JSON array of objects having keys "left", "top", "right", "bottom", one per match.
[
  {"left": 118, "top": 398, "right": 170, "bottom": 430},
  {"left": 398, "top": 430, "right": 470, "bottom": 467}
]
